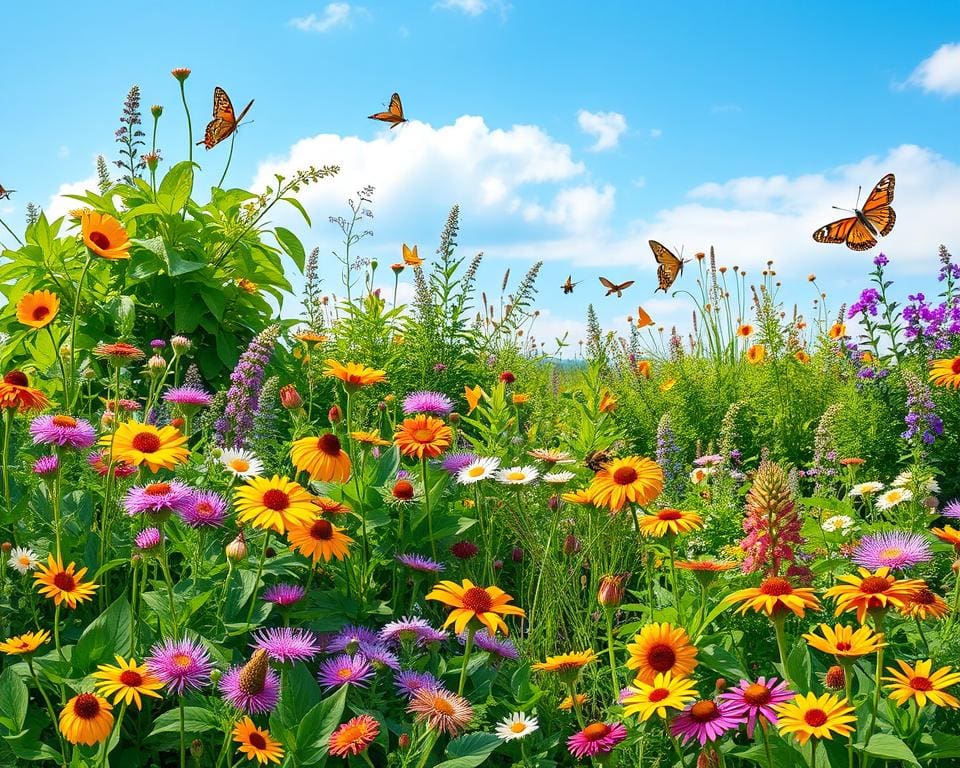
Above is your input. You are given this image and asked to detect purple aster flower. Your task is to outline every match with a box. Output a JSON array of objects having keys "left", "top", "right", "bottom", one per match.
[
  {"left": 317, "top": 654, "right": 375, "bottom": 690},
  {"left": 463, "top": 631, "right": 519, "bottom": 660},
  {"left": 146, "top": 637, "right": 214, "bottom": 694},
  {"left": 135, "top": 526, "right": 163, "bottom": 551},
  {"left": 394, "top": 670, "right": 443, "bottom": 698},
  {"left": 719, "top": 677, "right": 794, "bottom": 738},
  {"left": 219, "top": 650, "right": 280, "bottom": 714},
  {"left": 178, "top": 489, "right": 228, "bottom": 528},
  {"left": 402, "top": 391, "right": 454, "bottom": 416},
  {"left": 874, "top": 253, "right": 889, "bottom": 267},
  {"left": 942, "top": 499, "right": 960, "bottom": 519},
  {"left": 33, "top": 455, "right": 59, "bottom": 477},
  {"left": 852, "top": 531, "right": 933, "bottom": 570},
  {"left": 262, "top": 583, "right": 305, "bottom": 606},
  {"left": 670, "top": 698, "right": 746, "bottom": 746},
  {"left": 396, "top": 553, "right": 445, "bottom": 573},
  {"left": 433, "top": 363, "right": 447, "bottom": 372},
  {"left": 123, "top": 481, "right": 193, "bottom": 518},
  {"left": 163, "top": 386, "right": 214, "bottom": 411},
  {"left": 359, "top": 644, "right": 400, "bottom": 670},
  {"left": 251, "top": 627, "right": 322, "bottom": 663},
  {"left": 439, "top": 452, "right": 477, "bottom": 474},
  {"left": 29, "top": 415, "right": 96, "bottom": 450},
  {"left": 327, "top": 625, "right": 380, "bottom": 654},
  {"left": 150, "top": 339, "right": 167, "bottom": 350},
  {"left": 380, "top": 617, "right": 447, "bottom": 647}
]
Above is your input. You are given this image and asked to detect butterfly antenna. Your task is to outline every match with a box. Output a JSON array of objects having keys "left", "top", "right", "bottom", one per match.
[
  {"left": 832, "top": 206, "right": 855, "bottom": 213},
  {"left": 855, "top": 185, "right": 862, "bottom": 209}
]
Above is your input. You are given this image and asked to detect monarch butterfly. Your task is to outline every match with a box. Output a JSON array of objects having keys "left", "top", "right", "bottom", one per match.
[
  {"left": 0, "top": 185, "right": 13, "bottom": 200},
  {"left": 812, "top": 173, "right": 896, "bottom": 251},
  {"left": 561, "top": 275, "right": 581, "bottom": 294},
  {"left": 402, "top": 243, "right": 423, "bottom": 266},
  {"left": 599, "top": 277, "right": 635, "bottom": 297},
  {"left": 649, "top": 240, "right": 688, "bottom": 293},
  {"left": 197, "top": 87, "right": 254, "bottom": 150},
  {"left": 636, "top": 306, "right": 654, "bottom": 328},
  {"left": 368, "top": 92, "right": 406, "bottom": 128}
]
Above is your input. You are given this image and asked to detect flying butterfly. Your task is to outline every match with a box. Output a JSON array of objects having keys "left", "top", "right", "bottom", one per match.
[
  {"left": 402, "top": 243, "right": 423, "bottom": 266},
  {"left": 0, "top": 185, "right": 13, "bottom": 200},
  {"left": 561, "top": 275, "right": 582, "bottom": 294},
  {"left": 636, "top": 306, "right": 654, "bottom": 328},
  {"left": 368, "top": 92, "right": 407, "bottom": 128},
  {"left": 196, "top": 87, "right": 254, "bottom": 150},
  {"left": 812, "top": 173, "right": 896, "bottom": 251},
  {"left": 649, "top": 240, "right": 688, "bottom": 293},
  {"left": 599, "top": 277, "right": 635, "bottom": 297}
]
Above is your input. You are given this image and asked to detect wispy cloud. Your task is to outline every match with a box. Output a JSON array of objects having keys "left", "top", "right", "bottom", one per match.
[
  {"left": 434, "top": 0, "right": 509, "bottom": 18},
  {"left": 906, "top": 42, "right": 960, "bottom": 96},
  {"left": 710, "top": 103, "right": 742, "bottom": 114},
  {"left": 648, "top": 128, "right": 662, "bottom": 139},
  {"left": 577, "top": 109, "right": 628, "bottom": 151},
  {"left": 290, "top": 3, "right": 359, "bottom": 33}
]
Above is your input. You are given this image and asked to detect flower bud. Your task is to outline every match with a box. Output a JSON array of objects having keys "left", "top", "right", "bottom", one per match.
[
  {"left": 563, "top": 533, "right": 580, "bottom": 555},
  {"left": 190, "top": 740, "right": 203, "bottom": 759},
  {"left": 715, "top": 677, "right": 727, "bottom": 692},
  {"left": 146, "top": 355, "right": 166, "bottom": 376},
  {"left": 170, "top": 335, "right": 191, "bottom": 354},
  {"left": 171, "top": 67, "right": 191, "bottom": 82},
  {"left": 511, "top": 546, "right": 523, "bottom": 563},
  {"left": 226, "top": 533, "right": 248, "bottom": 562},
  {"left": 59, "top": 343, "right": 71, "bottom": 360},
  {"left": 597, "top": 573, "right": 629, "bottom": 608},
  {"left": 151, "top": 104, "right": 163, "bottom": 118},
  {"left": 81, "top": 367, "right": 97, "bottom": 380},
  {"left": 1, "top": 542, "right": 11, "bottom": 553},
  {"left": 209, "top": 668, "right": 221, "bottom": 685},
  {"left": 493, "top": 559, "right": 503, "bottom": 571},
  {"left": 101, "top": 410, "right": 115, "bottom": 428},
  {"left": 398, "top": 733, "right": 410, "bottom": 749},
  {"left": 328, "top": 404, "right": 342, "bottom": 424},
  {"left": 143, "top": 152, "right": 160, "bottom": 171},
  {"left": 448, "top": 412, "right": 460, "bottom": 424},
  {"left": 279, "top": 384, "right": 303, "bottom": 409},
  {"left": 170, "top": 417, "right": 185, "bottom": 430},
  {"left": 824, "top": 664, "right": 846, "bottom": 690},
  {"left": 499, "top": 371, "right": 516, "bottom": 384}
]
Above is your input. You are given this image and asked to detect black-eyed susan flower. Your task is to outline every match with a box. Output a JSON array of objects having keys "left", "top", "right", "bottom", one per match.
[
  {"left": 233, "top": 717, "right": 284, "bottom": 764},
  {"left": 774, "top": 692, "right": 856, "bottom": 745},
  {"left": 802, "top": 623, "right": 885, "bottom": 660},
  {"left": 322, "top": 359, "right": 387, "bottom": 388},
  {"left": 290, "top": 434, "right": 351, "bottom": 482},
  {"left": 531, "top": 650, "right": 597, "bottom": 684},
  {"left": 587, "top": 456, "right": 663, "bottom": 512},
  {"left": 426, "top": 580, "right": 525, "bottom": 636},
  {"left": 0, "top": 629, "right": 50, "bottom": 656},
  {"left": 100, "top": 421, "right": 189, "bottom": 473},
  {"left": 33, "top": 555, "right": 98, "bottom": 608},
  {"left": 883, "top": 659, "right": 960, "bottom": 708},
  {"left": 286, "top": 516, "right": 354, "bottom": 562},
  {"left": 92, "top": 656, "right": 164, "bottom": 709},
  {"left": 81, "top": 211, "right": 131, "bottom": 260},
  {"left": 59, "top": 693, "right": 114, "bottom": 745},
  {"left": 929, "top": 356, "right": 960, "bottom": 389},
  {"left": 823, "top": 566, "right": 925, "bottom": 624},
  {"left": 724, "top": 576, "right": 821, "bottom": 618},
  {"left": 626, "top": 623, "right": 698, "bottom": 684},
  {"left": 622, "top": 671, "right": 698, "bottom": 720},
  {"left": 233, "top": 475, "right": 315, "bottom": 534},
  {"left": 636, "top": 508, "right": 703, "bottom": 538}
]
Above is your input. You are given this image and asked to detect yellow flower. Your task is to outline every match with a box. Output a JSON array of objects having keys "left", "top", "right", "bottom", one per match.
[
  {"left": 828, "top": 323, "right": 846, "bottom": 340},
  {"left": 233, "top": 717, "right": 284, "bottom": 764},
  {"left": 92, "top": 656, "right": 164, "bottom": 710},
  {"left": 350, "top": 430, "right": 391, "bottom": 447},
  {"left": 16, "top": 290, "right": 60, "bottom": 329},
  {"left": 426, "top": 579, "right": 525, "bottom": 636},
  {"left": 636, "top": 508, "right": 703, "bottom": 538},
  {"left": 34, "top": 555, "right": 98, "bottom": 609},
  {"left": 100, "top": 421, "right": 189, "bottom": 473},
  {"left": 290, "top": 434, "right": 351, "bottom": 482},
  {"left": 531, "top": 650, "right": 597, "bottom": 682},
  {"left": 626, "top": 623, "right": 698, "bottom": 684},
  {"left": 724, "top": 576, "right": 821, "bottom": 618},
  {"left": 622, "top": 672, "right": 698, "bottom": 720},
  {"left": 774, "top": 692, "right": 856, "bottom": 745},
  {"left": 929, "top": 356, "right": 960, "bottom": 389},
  {"left": 802, "top": 623, "right": 885, "bottom": 659},
  {"left": 59, "top": 693, "right": 114, "bottom": 745},
  {"left": 884, "top": 659, "right": 960, "bottom": 708},
  {"left": 322, "top": 359, "right": 387, "bottom": 388},
  {"left": 659, "top": 378, "right": 676, "bottom": 392},
  {"left": 402, "top": 243, "right": 423, "bottom": 266},
  {"left": 233, "top": 475, "right": 316, "bottom": 534},
  {"left": 587, "top": 456, "right": 663, "bottom": 512},
  {"left": 0, "top": 629, "right": 50, "bottom": 656},
  {"left": 746, "top": 344, "right": 766, "bottom": 364},
  {"left": 823, "top": 566, "right": 925, "bottom": 624},
  {"left": 559, "top": 693, "right": 589, "bottom": 711}
]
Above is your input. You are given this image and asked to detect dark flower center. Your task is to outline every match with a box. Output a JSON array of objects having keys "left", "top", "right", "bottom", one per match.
[
  {"left": 119, "top": 669, "right": 144, "bottom": 687},
  {"left": 33, "top": 306, "right": 51, "bottom": 320},
  {"left": 648, "top": 688, "right": 670, "bottom": 703},
  {"left": 759, "top": 577, "right": 793, "bottom": 596},
  {"left": 658, "top": 509, "right": 683, "bottom": 521},
  {"left": 132, "top": 432, "right": 161, "bottom": 453},
  {"left": 835, "top": 641, "right": 852, "bottom": 651},
  {"left": 52, "top": 415, "right": 77, "bottom": 427},
  {"left": 689, "top": 701, "right": 719, "bottom": 722},
  {"left": 613, "top": 466, "right": 638, "bottom": 485},
  {"left": 910, "top": 676, "right": 933, "bottom": 691},
  {"left": 248, "top": 732, "right": 267, "bottom": 750},
  {"left": 393, "top": 480, "right": 415, "bottom": 499},
  {"left": 89, "top": 231, "right": 111, "bottom": 250},
  {"left": 263, "top": 489, "right": 290, "bottom": 511},
  {"left": 912, "top": 588, "right": 935, "bottom": 605},
  {"left": 646, "top": 643, "right": 676, "bottom": 672},
  {"left": 73, "top": 693, "right": 101, "bottom": 719},
  {"left": 145, "top": 483, "right": 172, "bottom": 496},
  {"left": 317, "top": 433, "right": 342, "bottom": 456},
  {"left": 582, "top": 722, "right": 610, "bottom": 740},
  {"left": 461, "top": 587, "right": 492, "bottom": 613},
  {"left": 310, "top": 519, "right": 334, "bottom": 540},
  {"left": 743, "top": 683, "right": 771, "bottom": 705},
  {"left": 3, "top": 370, "right": 28, "bottom": 386},
  {"left": 53, "top": 572, "right": 76, "bottom": 591},
  {"left": 952, "top": 357, "right": 960, "bottom": 375},
  {"left": 859, "top": 576, "right": 891, "bottom": 594},
  {"left": 804, "top": 708, "right": 828, "bottom": 727}
]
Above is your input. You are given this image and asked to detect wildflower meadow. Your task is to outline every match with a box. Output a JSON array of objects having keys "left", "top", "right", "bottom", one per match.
[{"left": 3, "top": 66, "right": 960, "bottom": 768}]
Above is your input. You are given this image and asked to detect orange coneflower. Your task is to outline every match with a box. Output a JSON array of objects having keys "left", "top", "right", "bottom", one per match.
[
  {"left": 93, "top": 342, "right": 145, "bottom": 365},
  {"left": 532, "top": 650, "right": 597, "bottom": 683},
  {"left": 33, "top": 555, "right": 98, "bottom": 609},
  {"left": 0, "top": 370, "right": 49, "bottom": 412},
  {"left": 233, "top": 717, "right": 284, "bottom": 764},
  {"left": 637, "top": 508, "right": 703, "bottom": 538},
  {"left": 59, "top": 693, "right": 114, "bottom": 745},
  {"left": 312, "top": 496, "right": 352, "bottom": 516},
  {"left": 724, "top": 576, "right": 821, "bottom": 618},
  {"left": 932, "top": 525, "right": 960, "bottom": 551},
  {"left": 902, "top": 587, "right": 951, "bottom": 620},
  {"left": 426, "top": 579, "right": 525, "bottom": 636},
  {"left": 237, "top": 278, "right": 257, "bottom": 293},
  {"left": 323, "top": 359, "right": 387, "bottom": 388},
  {"left": 286, "top": 516, "right": 354, "bottom": 562},
  {"left": 587, "top": 456, "right": 663, "bottom": 512},
  {"left": 290, "top": 434, "right": 352, "bottom": 482},
  {"left": 234, "top": 475, "right": 315, "bottom": 534},
  {"left": 637, "top": 360, "right": 652, "bottom": 379},
  {"left": 81, "top": 211, "right": 131, "bottom": 260},
  {"left": 99, "top": 421, "right": 189, "bottom": 473},
  {"left": 823, "top": 567, "right": 925, "bottom": 624},
  {"left": 774, "top": 693, "right": 855, "bottom": 745},
  {"left": 394, "top": 415, "right": 453, "bottom": 460},
  {"left": 626, "top": 622, "right": 698, "bottom": 684},
  {"left": 16, "top": 290, "right": 60, "bottom": 329},
  {"left": 929, "top": 356, "right": 960, "bottom": 389},
  {"left": 294, "top": 331, "right": 328, "bottom": 344},
  {"left": 736, "top": 324, "right": 754, "bottom": 337},
  {"left": 746, "top": 344, "right": 765, "bottom": 364}
]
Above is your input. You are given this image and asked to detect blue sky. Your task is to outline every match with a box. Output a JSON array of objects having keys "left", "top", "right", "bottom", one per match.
[{"left": 3, "top": 2, "right": 960, "bottom": 351}]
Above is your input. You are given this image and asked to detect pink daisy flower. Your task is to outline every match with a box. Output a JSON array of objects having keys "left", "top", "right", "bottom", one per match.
[
  {"left": 30, "top": 415, "right": 96, "bottom": 449},
  {"left": 670, "top": 699, "right": 745, "bottom": 746},
  {"left": 163, "top": 386, "right": 213, "bottom": 413},
  {"left": 146, "top": 637, "right": 214, "bottom": 694},
  {"left": 719, "top": 677, "right": 794, "bottom": 738},
  {"left": 567, "top": 722, "right": 627, "bottom": 759},
  {"left": 123, "top": 481, "right": 193, "bottom": 518}
]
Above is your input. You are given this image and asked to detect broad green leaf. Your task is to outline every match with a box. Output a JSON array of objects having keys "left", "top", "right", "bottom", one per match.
[
  {"left": 0, "top": 669, "right": 28, "bottom": 732},
  {"left": 72, "top": 597, "right": 131, "bottom": 673},
  {"left": 157, "top": 161, "right": 194, "bottom": 215},
  {"left": 149, "top": 706, "right": 219, "bottom": 736},
  {"left": 296, "top": 685, "right": 348, "bottom": 765},
  {"left": 275, "top": 227, "right": 306, "bottom": 271},
  {"left": 860, "top": 734, "right": 920, "bottom": 766},
  {"left": 434, "top": 733, "right": 501, "bottom": 768}
]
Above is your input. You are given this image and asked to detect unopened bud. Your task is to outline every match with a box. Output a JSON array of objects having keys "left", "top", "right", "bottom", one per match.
[
  {"left": 398, "top": 733, "right": 411, "bottom": 749},
  {"left": 151, "top": 104, "right": 163, "bottom": 118},
  {"left": 190, "top": 739, "right": 203, "bottom": 759},
  {"left": 101, "top": 410, "right": 115, "bottom": 428},
  {"left": 563, "top": 533, "right": 580, "bottom": 555},
  {"left": 328, "top": 404, "right": 342, "bottom": 424},
  {"left": 448, "top": 412, "right": 460, "bottom": 424},
  {"left": 824, "top": 664, "right": 846, "bottom": 690},
  {"left": 170, "top": 335, "right": 191, "bottom": 354},
  {"left": 146, "top": 355, "right": 166, "bottom": 375},
  {"left": 280, "top": 384, "right": 303, "bottom": 409},
  {"left": 226, "top": 533, "right": 248, "bottom": 562},
  {"left": 715, "top": 677, "right": 727, "bottom": 692},
  {"left": 597, "top": 573, "right": 629, "bottom": 608},
  {"left": 512, "top": 546, "right": 523, "bottom": 563},
  {"left": 1, "top": 542, "right": 11, "bottom": 553}
]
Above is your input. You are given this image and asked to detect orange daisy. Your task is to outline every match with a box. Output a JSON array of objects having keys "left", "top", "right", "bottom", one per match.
[
  {"left": 636, "top": 508, "right": 703, "bottom": 538},
  {"left": 394, "top": 415, "right": 453, "bottom": 460},
  {"left": 0, "top": 370, "right": 49, "bottom": 412},
  {"left": 16, "top": 290, "right": 60, "bottom": 329},
  {"left": 426, "top": 579, "right": 525, "bottom": 636},
  {"left": 587, "top": 456, "right": 663, "bottom": 512},
  {"left": 823, "top": 567, "right": 925, "bottom": 624},
  {"left": 81, "top": 211, "right": 131, "bottom": 259},
  {"left": 290, "top": 434, "right": 352, "bottom": 482},
  {"left": 323, "top": 359, "right": 387, "bottom": 388},
  {"left": 724, "top": 576, "right": 821, "bottom": 618}
]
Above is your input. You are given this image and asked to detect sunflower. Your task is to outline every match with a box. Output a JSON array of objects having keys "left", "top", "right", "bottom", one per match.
[
  {"left": 34, "top": 555, "right": 98, "bottom": 608},
  {"left": 426, "top": 579, "right": 525, "bottom": 636},
  {"left": 622, "top": 672, "right": 699, "bottom": 721},
  {"left": 59, "top": 692, "right": 114, "bottom": 745},
  {"left": 884, "top": 659, "right": 960, "bottom": 708},
  {"left": 16, "top": 290, "right": 60, "bottom": 329},
  {"left": 774, "top": 692, "right": 856, "bottom": 745},
  {"left": 802, "top": 623, "right": 885, "bottom": 660},
  {"left": 286, "top": 516, "right": 354, "bottom": 562},
  {"left": 0, "top": 629, "right": 50, "bottom": 656},
  {"left": 531, "top": 650, "right": 597, "bottom": 683},
  {"left": 636, "top": 508, "right": 704, "bottom": 538},
  {"left": 746, "top": 344, "right": 766, "bottom": 364},
  {"left": 101, "top": 421, "right": 189, "bottom": 473},
  {"left": 234, "top": 476, "right": 316, "bottom": 534},
  {"left": 823, "top": 566, "right": 925, "bottom": 624},
  {"left": 0, "top": 370, "right": 49, "bottom": 412},
  {"left": 323, "top": 359, "right": 387, "bottom": 388},
  {"left": 587, "top": 456, "right": 663, "bottom": 512},
  {"left": 92, "top": 656, "right": 164, "bottom": 709},
  {"left": 290, "top": 434, "right": 351, "bottom": 482},
  {"left": 394, "top": 415, "right": 453, "bottom": 460},
  {"left": 626, "top": 622, "right": 698, "bottom": 684},
  {"left": 81, "top": 211, "right": 131, "bottom": 259},
  {"left": 233, "top": 717, "right": 284, "bottom": 764},
  {"left": 724, "top": 577, "right": 821, "bottom": 618},
  {"left": 929, "top": 356, "right": 960, "bottom": 389}
]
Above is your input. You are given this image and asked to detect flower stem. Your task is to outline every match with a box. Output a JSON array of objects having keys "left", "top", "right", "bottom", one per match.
[
  {"left": 760, "top": 720, "right": 775, "bottom": 768},
  {"left": 54, "top": 603, "right": 66, "bottom": 662},
  {"left": 179, "top": 696, "right": 187, "bottom": 768},
  {"left": 179, "top": 81, "right": 193, "bottom": 166},
  {"left": 159, "top": 539, "right": 179, "bottom": 638},
  {"left": 244, "top": 532, "right": 270, "bottom": 627},
  {"left": 26, "top": 658, "right": 68, "bottom": 765},
  {"left": 458, "top": 627, "right": 476, "bottom": 696},
  {"left": 420, "top": 456, "right": 436, "bottom": 561},
  {"left": 603, "top": 606, "right": 619, "bottom": 699},
  {"left": 217, "top": 132, "right": 237, "bottom": 189},
  {"left": 68, "top": 253, "right": 93, "bottom": 408},
  {"left": 773, "top": 614, "right": 792, "bottom": 687},
  {"left": 1, "top": 410, "right": 14, "bottom": 539}
]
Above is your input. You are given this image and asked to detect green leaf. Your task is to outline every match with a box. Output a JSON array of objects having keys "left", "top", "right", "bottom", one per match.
[
  {"left": 860, "top": 734, "right": 920, "bottom": 766},
  {"left": 164, "top": 247, "right": 206, "bottom": 276},
  {"left": 174, "top": 284, "right": 206, "bottom": 332},
  {"left": 918, "top": 732, "right": 960, "bottom": 760},
  {"left": 105, "top": 295, "right": 136, "bottom": 337},
  {"left": 281, "top": 196, "right": 312, "bottom": 226},
  {"left": 275, "top": 227, "right": 306, "bottom": 272},
  {"left": 434, "top": 733, "right": 501, "bottom": 768},
  {"left": 156, "top": 161, "right": 194, "bottom": 215},
  {"left": 278, "top": 662, "right": 322, "bottom": 728},
  {"left": 785, "top": 642, "right": 812, "bottom": 693},
  {"left": 4, "top": 728, "right": 63, "bottom": 762},
  {"left": 0, "top": 668, "right": 28, "bottom": 731},
  {"left": 295, "top": 685, "right": 347, "bottom": 765},
  {"left": 72, "top": 597, "right": 131, "bottom": 673},
  {"left": 149, "top": 707, "right": 219, "bottom": 736}
]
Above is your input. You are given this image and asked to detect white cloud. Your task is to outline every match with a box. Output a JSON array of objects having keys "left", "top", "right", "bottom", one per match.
[
  {"left": 290, "top": 3, "right": 357, "bottom": 33},
  {"left": 907, "top": 42, "right": 960, "bottom": 96},
  {"left": 435, "top": 0, "right": 507, "bottom": 16},
  {"left": 649, "top": 128, "right": 662, "bottom": 139},
  {"left": 45, "top": 175, "right": 97, "bottom": 221},
  {"left": 576, "top": 110, "right": 627, "bottom": 151},
  {"left": 521, "top": 184, "right": 615, "bottom": 234}
]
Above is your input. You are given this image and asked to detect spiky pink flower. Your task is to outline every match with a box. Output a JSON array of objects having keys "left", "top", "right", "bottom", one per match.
[
  {"left": 30, "top": 415, "right": 96, "bottom": 449},
  {"left": 567, "top": 722, "right": 627, "bottom": 759}
]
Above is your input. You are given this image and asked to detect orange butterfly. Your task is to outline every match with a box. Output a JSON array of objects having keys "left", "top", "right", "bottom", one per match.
[
  {"left": 561, "top": 275, "right": 581, "bottom": 294},
  {"left": 649, "top": 240, "right": 688, "bottom": 293},
  {"left": 0, "top": 185, "right": 13, "bottom": 200},
  {"left": 600, "top": 277, "right": 634, "bottom": 297},
  {"left": 636, "top": 306, "right": 654, "bottom": 328},
  {"left": 368, "top": 92, "right": 406, "bottom": 128},
  {"left": 813, "top": 173, "right": 896, "bottom": 251},
  {"left": 197, "top": 87, "right": 254, "bottom": 150},
  {"left": 402, "top": 244, "right": 423, "bottom": 266}
]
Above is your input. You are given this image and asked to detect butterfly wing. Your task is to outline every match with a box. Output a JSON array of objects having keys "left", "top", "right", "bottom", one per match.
[
  {"left": 649, "top": 240, "right": 683, "bottom": 292},
  {"left": 812, "top": 216, "right": 877, "bottom": 251},
  {"left": 636, "top": 306, "right": 654, "bottom": 328},
  {"left": 599, "top": 277, "right": 616, "bottom": 293},
  {"left": 213, "top": 86, "right": 236, "bottom": 121},
  {"left": 402, "top": 244, "right": 421, "bottom": 265},
  {"left": 861, "top": 173, "right": 896, "bottom": 238},
  {"left": 369, "top": 93, "right": 406, "bottom": 127},
  {"left": 198, "top": 87, "right": 239, "bottom": 149}
]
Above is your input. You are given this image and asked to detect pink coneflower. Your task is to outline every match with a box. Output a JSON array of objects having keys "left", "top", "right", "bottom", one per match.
[
  {"left": 402, "top": 391, "right": 454, "bottom": 416},
  {"left": 941, "top": 499, "right": 960, "bottom": 519},
  {"left": 567, "top": 722, "right": 628, "bottom": 759},
  {"left": 178, "top": 490, "right": 228, "bottom": 528},
  {"left": 135, "top": 527, "right": 163, "bottom": 551},
  {"left": 317, "top": 654, "right": 374, "bottom": 690},
  {"left": 163, "top": 386, "right": 213, "bottom": 412},
  {"left": 329, "top": 714, "right": 380, "bottom": 758},
  {"left": 33, "top": 455, "right": 59, "bottom": 477},
  {"left": 219, "top": 649, "right": 280, "bottom": 714},
  {"left": 379, "top": 617, "right": 447, "bottom": 647},
  {"left": 146, "top": 637, "right": 214, "bottom": 694},
  {"left": 394, "top": 670, "right": 444, "bottom": 698},
  {"left": 407, "top": 687, "right": 473, "bottom": 735},
  {"left": 396, "top": 553, "right": 444, "bottom": 573},
  {"left": 251, "top": 627, "right": 321, "bottom": 663},
  {"left": 670, "top": 699, "right": 745, "bottom": 746},
  {"left": 30, "top": 415, "right": 96, "bottom": 450},
  {"left": 719, "top": 677, "right": 794, "bottom": 738},
  {"left": 694, "top": 454, "right": 724, "bottom": 467},
  {"left": 123, "top": 481, "right": 192, "bottom": 518},
  {"left": 262, "top": 583, "right": 305, "bottom": 607},
  {"left": 852, "top": 531, "right": 933, "bottom": 571},
  {"left": 87, "top": 450, "right": 137, "bottom": 478}
]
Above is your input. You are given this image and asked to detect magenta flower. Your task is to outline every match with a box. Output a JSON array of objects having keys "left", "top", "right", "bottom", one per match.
[
  {"left": 719, "top": 677, "right": 794, "bottom": 738},
  {"left": 359, "top": 644, "right": 400, "bottom": 670},
  {"left": 402, "top": 391, "right": 454, "bottom": 416},
  {"left": 123, "top": 481, "right": 193, "bottom": 517},
  {"left": 394, "top": 670, "right": 443, "bottom": 698},
  {"left": 567, "top": 722, "right": 627, "bottom": 759},
  {"left": 135, "top": 527, "right": 163, "bottom": 551},
  {"left": 852, "top": 531, "right": 933, "bottom": 570},
  {"left": 33, "top": 455, "right": 59, "bottom": 476},
  {"left": 251, "top": 627, "right": 322, "bottom": 663},
  {"left": 88, "top": 450, "right": 137, "bottom": 478},
  {"left": 317, "top": 654, "right": 375, "bottom": 690},
  {"left": 439, "top": 452, "right": 478, "bottom": 474},
  {"left": 327, "top": 625, "right": 380, "bottom": 654},
  {"left": 164, "top": 386, "right": 213, "bottom": 411},
  {"left": 146, "top": 637, "right": 214, "bottom": 694},
  {"left": 219, "top": 652, "right": 280, "bottom": 714},
  {"left": 30, "top": 415, "right": 96, "bottom": 449},
  {"left": 670, "top": 699, "right": 746, "bottom": 746},
  {"left": 468, "top": 631, "right": 519, "bottom": 660},
  {"left": 262, "top": 583, "right": 305, "bottom": 606},
  {"left": 379, "top": 617, "right": 447, "bottom": 647},
  {"left": 942, "top": 499, "right": 960, "bottom": 519},
  {"left": 178, "top": 490, "right": 228, "bottom": 528},
  {"left": 396, "top": 553, "right": 444, "bottom": 573}
]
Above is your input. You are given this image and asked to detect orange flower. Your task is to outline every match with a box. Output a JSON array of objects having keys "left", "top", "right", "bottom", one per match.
[
  {"left": 828, "top": 323, "right": 846, "bottom": 340},
  {"left": 824, "top": 567, "right": 925, "bottom": 624},
  {"left": 626, "top": 622, "right": 698, "bottom": 684},
  {"left": 402, "top": 243, "right": 423, "bottom": 266},
  {"left": 394, "top": 415, "right": 452, "bottom": 459},
  {"left": 0, "top": 370, "right": 49, "bottom": 412},
  {"left": 794, "top": 350, "right": 811, "bottom": 364},
  {"left": 237, "top": 277, "right": 257, "bottom": 293},
  {"left": 736, "top": 324, "right": 754, "bottom": 337},
  {"left": 598, "top": 391, "right": 617, "bottom": 413},
  {"left": 587, "top": 456, "right": 663, "bottom": 512},
  {"left": 323, "top": 359, "right": 387, "bottom": 388},
  {"left": 725, "top": 576, "right": 821, "bottom": 618},
  {"left": 933, "top": 525, "right": 960, "bottom": 551},
  {"left": 290, "top": 434, "right": 351, "bottom": 482},
  {"left": 659, "top": 378, "right": 676, "bottom": 392},
  {"left": 746, "top": 344, "right": 765, "bottom": 364},
  {"left": 511, "top": 393, "right": 530, "bottom": 405},
  {"left": 929, "top": 356, "right": 960, "bottom": 389},
  {"left": 81, "top": 211, "right": 131, "bottom": 259},
  {"left": 426, "top": 579, "right": 525, "bottom": 635},
  {"left": 637, "top": 508, "right": 703, "bottom": 538},
  {"left": 464, "top": 385, "right": 483, "bottom": 413},
  {"left": 34, "top": 555, "right": 99, "bottom": 608},
  {"left": 16, "top": 290, "right": 60, "bottom": 329},
  {"left": 637, "top": 360, "right": 652, "bottom": 379},
  {"left": 286, "top": 516, "right": 354, "bottom": 562}
]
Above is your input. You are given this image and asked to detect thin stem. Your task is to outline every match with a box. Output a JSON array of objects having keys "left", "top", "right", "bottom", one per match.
[
  {"left": 773, "top": 615, "right": 791, "bottom": 687},
  {"left": 915, "top": 617, "right": 930, "bottom": 657},
  {"left": 2, "top": 411, "right": 13, "bottom": 529},
  {"left": 45, "top": 325, "right": 70, "bottom": 401},
  {"left": 604, "top": 606, "right": 619, "bottom": 700},
  {"left": 179, "top": 81, "right": 193, "bottom": 166},
  {"left": 810, "top": 738, "right": 818, "bottom": 768},
  {"left": 458, "top": 627, "right": 475, "bottom": 696},
  {"left": 420, "top": 456, "right": 435, "bottom": 561},
  {"left": 179, "top": 697, "right": 187, "bottom": 768},
  {"left": 217, "top": 132, "right": 237, "bottom": 189},
  {"left": 159, "top": 540, "right": 179, "bottom": 638},
  {"left": 68, "top": 253, "right": 94, "bottom": 408},
  {"left": 244, "top": 533, "right": 270, "bottom": 627},
  {"left": 54, "top": 603, "right": 66, "bottom": 662},
  {"left": 97, "top": 700, "right": 126, "bottom": 765},
  {"left": 27, "top": 658, "right": 68, "bottom": 766},
  {"left": 0, "top": 215, "right": 24, "bottom": 247},
  {"left": 760, "top": 720, "right": 775, "bottom": 768},
  {"left": 863, "top": 613, "right": 886, "bottom": 768},
  {"left": 566, "top": 681, "right": 585, "bottom": 729}
]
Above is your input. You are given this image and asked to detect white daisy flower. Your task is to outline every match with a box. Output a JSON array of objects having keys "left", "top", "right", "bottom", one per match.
[
  {"left": 219, "top": 448, "right": 264, "bottom": 479},
  {"left": 689, "top": 466, "right": 714, "bottom": 484},
  {"left": 8, "top": 546, "right": 39, "bottom": 574},
  {"left": 892, "top": 471, "right": 939, "bottom": 494},
  {"left": 821, "top": 514, "right": 855, "bottom": 533},
  {"left": 496, "top": 465, "right": 540, "bottom": 485},
  {"left": 495, "top": 712, "right": 539, "bottom": 741},
  {"left": 876, "top": 488, "right": 913, "bottom": 511},
  {"left": 543, "top": 471, "right": 576, "bottom": 484},
  {"left": 849, "top": 481, "right": 884, "bottom": 497},
  {"left": 457, "top": 457, "right": 500, "bottom": 485}
]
